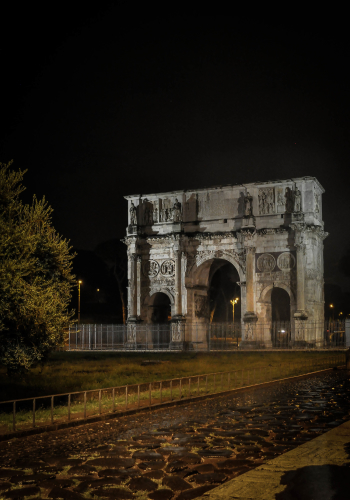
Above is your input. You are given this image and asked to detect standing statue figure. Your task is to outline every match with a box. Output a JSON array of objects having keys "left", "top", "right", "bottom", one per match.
[
  {"left": 173, "top": 198, "right": 182, "bottom": 222},
  {"left": 244, "top": 192, "right": 253, "bottom": 216},
  {"left": 285, "top": 187, "right": 294, "bottom": 213},
  {"left": 129, "top": 202, "right": 137, "bottom": 225},
  {"left": 294, "top": 188, "right": 301, "bottom": 212}
]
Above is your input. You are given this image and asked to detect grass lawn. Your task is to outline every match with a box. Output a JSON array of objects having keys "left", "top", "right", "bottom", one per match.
[{"left": 0, "top": 350, "right": 344, "bottom": 402}]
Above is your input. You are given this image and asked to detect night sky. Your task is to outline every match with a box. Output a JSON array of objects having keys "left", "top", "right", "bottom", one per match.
[{"left": 2, "top": 9, "right": 349, "bottom": 295}]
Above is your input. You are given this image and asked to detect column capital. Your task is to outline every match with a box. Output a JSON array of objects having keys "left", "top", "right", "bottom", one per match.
[{"left": 246, "top": 246, "right": 256, "bottom": 254}]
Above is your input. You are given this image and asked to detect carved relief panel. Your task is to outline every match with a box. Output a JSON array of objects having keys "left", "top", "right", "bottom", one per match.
[{"left": 258, "top": 188, "right": 275, "bottom": 215}]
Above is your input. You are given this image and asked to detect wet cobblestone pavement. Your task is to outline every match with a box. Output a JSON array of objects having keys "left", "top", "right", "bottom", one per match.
[{"left": 0, "top": 370, "right": 350, "bottom": 499}]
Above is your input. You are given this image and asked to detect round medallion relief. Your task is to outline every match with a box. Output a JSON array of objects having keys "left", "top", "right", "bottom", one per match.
[
  {"left": 257, "top": 253, "right": 276, "bottom": 272},
  {"left": 146, "top": 260, "right": 160, "bottom": 278},
  {"left": 277, "top": 252, "right": 295, "bottom": 271},
  {"left": 161, "top": 260, "right": 175, "bottom": 276}
]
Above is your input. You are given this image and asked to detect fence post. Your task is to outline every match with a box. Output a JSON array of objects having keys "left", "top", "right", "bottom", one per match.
[
  {"left": 13, "top": 402, "right": 16, "bottom": 432},
  {"left": 228, "top": 372, "right": 230, "bottom": 388},
  {"left": 241, "top": 369, "right": 244, "bottom": 386},
  {"left": 138, "top": 385, "right": 140, "bottom": 408},
  {"left": 51, "top": 396, "right": 54, "bottom": 424},
  {"left": 188, "top": 378, "right": 191, "bottom": 397},
  {"left": 125, "top": 386, "right": 128, "bottom": 409},
  {"left": 214, "top": 374, "right": 216, "bottom": 392},
  {"left": 179, "top": 379, "right": 182, "bottom": 400},
  {"left": 170, "top": 380, "right": 172, "bottom": 401},
  {"left": 221, "top": 373, "right": 223, "bottom": 391},
  {"left": 198, "top": 376, "right": 200, "bottom": 396},
  {"left": 99, "top": 390, "right": 102, "bottom": 415},
  {"left": 149, "top": 383, "right": 152, "bottom": 406},
  {"left": 84, "top": 392, "right": 87, "bottom": 419},
  {"left": 206, "top": 375, "right": 208, "bottom": 393},
  {"left": 33, "top": 399, "right": 36, "bottom": 427},
  {"left": 68, "top": 394, "right": 71, "bottom": 422}
]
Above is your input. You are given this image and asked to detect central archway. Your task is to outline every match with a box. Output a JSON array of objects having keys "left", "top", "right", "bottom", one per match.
[{"left": 209, "top": 261, "right": 241, "bottom": 323}]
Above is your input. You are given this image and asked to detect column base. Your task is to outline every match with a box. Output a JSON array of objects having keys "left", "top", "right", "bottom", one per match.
[
  {"left": 125, "top": 318, "right": 142, "bottom": 348},
  {"left": 294, "top": 310, "right": 308, "bottom": 320},
  {"left": 243, "top": 312, "right": 258, "bottom": 323},
  {"left": 170, "top": 317, "right": 185, "bottom": 348}
]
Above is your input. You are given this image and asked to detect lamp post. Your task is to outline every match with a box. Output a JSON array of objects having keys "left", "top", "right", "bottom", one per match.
[
  {"left": 230, "top": 298, "right": 239, "bottom": 328},
  {"left": 330, "top": 303, "right": 334, "bottom": 321},
  {"left": 78, "top": 280, "right": 82, "bottom": 324}
]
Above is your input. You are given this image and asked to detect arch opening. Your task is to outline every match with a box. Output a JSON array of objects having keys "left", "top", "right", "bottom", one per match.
[
  {"left": 271, "top": 287, "right": 291, "bottom": 347},
  {"left": 149, "top": 292, "right": 171, "bottom": 324},
  {"left": 209, "top": 261, "right": 241, "bottom": 324}
]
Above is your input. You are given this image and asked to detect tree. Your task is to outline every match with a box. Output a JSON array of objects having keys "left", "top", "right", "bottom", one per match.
[
  {"left": 94, "top": 239, "right": 127, "bottom": 324},
  {"left": 0, "top": 161, "right": 76, "bottom": 375}
]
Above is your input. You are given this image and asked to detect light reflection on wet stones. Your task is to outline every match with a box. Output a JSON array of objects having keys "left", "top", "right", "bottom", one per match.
[{"left": 1, "top": 371, "right": 350, "bottom": 499}]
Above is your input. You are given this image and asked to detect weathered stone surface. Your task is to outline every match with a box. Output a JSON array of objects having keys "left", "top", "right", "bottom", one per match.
[
  {"left": 91, "top": 487, "right": 134, "bottom": 499},
  {"left": 168, "top": 453, "right": 202, "bottom": 465},
  {"left": 4, "top": 486, "right": 41, "bottom": 498},
  {"left": 48, "top": 487, "right": 85, "bottom": 500},
  {"left": 138, "top": 461, "right": 166, "bottom": 471},
  {"left": 198, "top": 449, "right": 233, "bottom": 458},
  {"left": 132, "top": 451, "right": 163, "bottom": 461},
  {"left": 189, "top": 472, "right": 227, "bottom": 484},
  {"left": 162, "top": 476, "right": 192, "bottom": 491},
  {"left": 0, "top": 481, "right": 11, "bottom": 491},
  {"left": 190, "top": 464, "right": 216, "bottom": 474},
  {"left": 10, "top": 472, "right": 55, "bottom": 484},
  {"left": 216, "top": 459, "right": 251, "bottom": 468},
  {"left": 143, "top": 470, "right": 166, "bottom": 480},
  {"left": 87, "top": 458, "right": 135, "bottom": 468},
  {"left": 126, "top": 177, "right": 326, "bottom": 342},
  {"left": 148, "top": 489, "right": 174, "bottom": 500},
  {"left": 165, "top": 461, "right": 188, "bottom": 473},
  {"left": 128, "top": 476, "right": 158, "bottom": 491},
  {"left": 67, "top": 464, "right": 97, "bottom": 475},
  {"left": 0, "top": 471, "right": 21, "bottom": 479},
  {"left": 98, "top": 469, "right": 124, "bottom": 477},
  {"left": 177, "top": 485, "right": 216, "bottom": 499}
]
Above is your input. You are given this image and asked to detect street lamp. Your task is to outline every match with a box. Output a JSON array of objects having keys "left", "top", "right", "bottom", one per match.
[
  {"left": 78, "top": 280, "right": 82, "bottom": 323},
  {"left": 230, "top": 298, "right": 239, "bottom": 326},
  {"left": 330, "top": 303, "right": 334, "bottom": 321}
]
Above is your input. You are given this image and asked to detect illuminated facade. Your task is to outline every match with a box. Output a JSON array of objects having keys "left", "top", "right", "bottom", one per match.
[{"left": 124, "top": 177, "right": 327, "bottom": 346}]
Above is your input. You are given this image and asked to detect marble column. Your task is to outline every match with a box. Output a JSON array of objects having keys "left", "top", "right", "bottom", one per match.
[
  {"left": 173, "top": 249, "right": 182, "bottom": 319},
  {"left": 128, "top": 253, "right": 137, "bottom": 321},
  {"left": 136, "top": 256, "right": 141, "bottom": 317},
  {"left": 294, "top": 243, "right": 308, "bottom": 319},
  {"left": 244, "top": 247, "right": 258, "bottom": 322}
]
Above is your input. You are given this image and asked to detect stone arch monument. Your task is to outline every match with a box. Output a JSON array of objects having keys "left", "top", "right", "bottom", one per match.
[{"left": 124, "top": 177, "right": 327, "bottom": 347}]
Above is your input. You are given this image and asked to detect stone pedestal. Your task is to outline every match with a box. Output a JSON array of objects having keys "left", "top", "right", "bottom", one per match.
[{"left": 170, "top": 318, "right": 185, "bottom": 349}]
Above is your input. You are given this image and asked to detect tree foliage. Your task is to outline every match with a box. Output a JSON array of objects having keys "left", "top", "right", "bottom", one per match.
[{"left": 0, "top": 161, "right": 76, "bottom": 375}]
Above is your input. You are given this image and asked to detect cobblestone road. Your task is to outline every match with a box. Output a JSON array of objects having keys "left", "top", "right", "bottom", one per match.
[{"left": 0, "top": 370, "right": 349, "bottom": 499}]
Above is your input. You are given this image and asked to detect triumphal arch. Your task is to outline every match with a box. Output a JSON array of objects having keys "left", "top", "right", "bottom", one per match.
[{"left": 124, "top": 177, "right": 327, "bottom": 347}]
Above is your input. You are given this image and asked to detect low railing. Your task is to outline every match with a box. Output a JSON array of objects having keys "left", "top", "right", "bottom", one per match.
[{"left": 0, "top": 353, "right": 345, "bottom": 436}]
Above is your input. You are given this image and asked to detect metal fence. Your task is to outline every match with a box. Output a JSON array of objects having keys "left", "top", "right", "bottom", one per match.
[
  {"left": 0, "top": 353, "right": 345, "bottom": 436},
  {"left": 65, "top": 320, "right": 349, "bottom": 351}
]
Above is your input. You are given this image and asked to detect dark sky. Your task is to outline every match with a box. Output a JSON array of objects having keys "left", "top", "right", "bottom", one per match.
[{"left": 1, "top": 9, "right": 349, "bottom": 290}]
